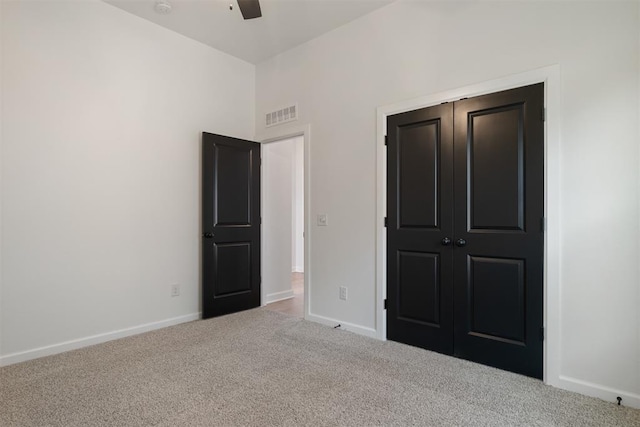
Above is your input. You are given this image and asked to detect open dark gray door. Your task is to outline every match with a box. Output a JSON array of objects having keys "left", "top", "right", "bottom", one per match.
[{"left": 202, "top": 132, "right": 261, "bottom": 318}]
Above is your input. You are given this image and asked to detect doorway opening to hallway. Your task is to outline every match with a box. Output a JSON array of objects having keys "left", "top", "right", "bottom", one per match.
[{"left": 262, "top": 135, "right": 305, "bottom": 318}]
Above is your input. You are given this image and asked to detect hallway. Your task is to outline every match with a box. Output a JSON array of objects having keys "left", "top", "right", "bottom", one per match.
[{"left": 265, "top": 273, "right": 303, "bottom": 318}]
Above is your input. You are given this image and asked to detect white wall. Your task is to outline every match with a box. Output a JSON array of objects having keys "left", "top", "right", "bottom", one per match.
[
  {"left": 262, "top": 138, "right": 294, "bottom": 303},
  {"left": 0, "top": 0, "right": 254, "bottom": 363},
  {"left": 256, "top": 0, "right": 640, "bottom": 405},
  {"left": 292, "top": 137, "right": 304, "bottom": 273}
]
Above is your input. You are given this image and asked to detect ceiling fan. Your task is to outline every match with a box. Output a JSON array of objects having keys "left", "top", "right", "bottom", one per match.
[
  {"left": 236, "top": 0, "right": 262, "bottom": 20},
  {"left": 154, "top": 0, "right": 262, "bottom": 20}
]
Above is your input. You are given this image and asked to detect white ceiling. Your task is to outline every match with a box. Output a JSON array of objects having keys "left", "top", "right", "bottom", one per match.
[{"left": 104, "top": 0, "right": 396, "bottom": 64}]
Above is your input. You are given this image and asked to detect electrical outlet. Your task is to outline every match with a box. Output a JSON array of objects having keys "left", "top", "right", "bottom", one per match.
[
  {"left": 339, "top": 286, "right": 347, "bottom": 301},
  {"left": 171, "top": 284, "right": 180, "bottom": 297}
]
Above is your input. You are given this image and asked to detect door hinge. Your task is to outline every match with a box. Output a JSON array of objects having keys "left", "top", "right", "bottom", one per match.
[
  {"left": 384, "top": 135, "right": 388, "bottom": 146},
  {"left": 384, "top": 217, "right": 388, "bottom": 227},
  {"left": 540, "top": 326, "right": 545, "bottom": 341},
  {"left": 384, "top": 299, "right": 388, "bottom": 310},
  {"left": 542, "top": 107, "right": 546, "bottom": 122},
  {"left": 540, "top": 217, "right": 546, "bottom": 232}
]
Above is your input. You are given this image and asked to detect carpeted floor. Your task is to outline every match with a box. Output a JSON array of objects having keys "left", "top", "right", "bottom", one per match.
[{"left": 1, "top": 309, "right": 639, "bottom": 426}]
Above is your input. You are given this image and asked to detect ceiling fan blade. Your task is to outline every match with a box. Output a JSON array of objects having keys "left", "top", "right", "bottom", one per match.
[{"left": 237, "top": 0, "right": 262, "bottom": 20}]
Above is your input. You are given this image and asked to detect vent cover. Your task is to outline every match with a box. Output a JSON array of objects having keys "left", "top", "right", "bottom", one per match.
[{"left": 266, "top": 104, "right": 298, "bottom": 127}]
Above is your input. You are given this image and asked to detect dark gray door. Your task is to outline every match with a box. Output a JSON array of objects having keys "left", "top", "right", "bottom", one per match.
[
  {"left": 386, "top": 103, "right": 454, "bottom": 355},
  {"left": 202, "top": 132, "right": 261, "bottom": 318},
  {"left": 452, "top": 84, "right": 544, "bottom": 379},
  {"left": 387, "top": 83, "right": 544, "bottom": 379}
]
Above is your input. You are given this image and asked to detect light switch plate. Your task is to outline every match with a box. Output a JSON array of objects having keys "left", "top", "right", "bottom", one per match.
[{"left": 317, "top": 213, "right": 328, "bottom": 226}]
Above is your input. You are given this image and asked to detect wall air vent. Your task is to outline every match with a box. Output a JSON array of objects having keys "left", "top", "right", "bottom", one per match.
[{"left": 266, "top": 104, "right": 298, "bottom": 127}]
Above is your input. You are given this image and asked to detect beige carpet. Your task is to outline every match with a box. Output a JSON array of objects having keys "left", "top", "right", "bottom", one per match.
[{"left": 1, "top": 309, "right": 639, "bottom": 426}]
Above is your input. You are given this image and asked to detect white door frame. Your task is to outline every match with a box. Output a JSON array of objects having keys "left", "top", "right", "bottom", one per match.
[
  {"left": 257, "top": 124, "right": 311, "bottom": 320},
  {"left": 376, "top": 65, "right": 561, "bottom": 385}
]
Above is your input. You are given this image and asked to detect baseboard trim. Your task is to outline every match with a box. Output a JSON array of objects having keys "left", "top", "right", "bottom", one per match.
[
  {"left": 555, "top": 375, "right": 640, "bottom": 409},
  {"left": 265, "top": 290, "right": 294, "bottom": 304},
  {"left": 292, "top": 267, "right": 304, "bottom": 273},
  {"left": 306, "top": 313, "right": 378, "bottom": 339},
  {"left": 0, "top": 312, "right": 201, "bottom": 367}
]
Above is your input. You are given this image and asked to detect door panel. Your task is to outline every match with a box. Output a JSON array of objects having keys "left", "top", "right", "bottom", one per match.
[
  {"left": 468, "top": 256, "right": 526, "bottom": 344},
  {"left": 203, "top": 132, "right": 261, "bottom": 318},
  {"left": 399, "top": 121, "right": 440, "bottom": 228},
  {"left": 215, "top": 144, "right": 252, "bottom": 226},
  {"left": 214, "top": 242, "right": 252, "bottom": 296},
  {"left": 387, "top": 103, "right": 454, "bottom": 355},
  {"left": 469, "top": 105, "right": 524, "bottom": 231},
  {"left": 397, "top": 251, "right": 441, "bottom": 326},
  {"left": 453, "top": 83, "right": 544, "bottom": 379}
]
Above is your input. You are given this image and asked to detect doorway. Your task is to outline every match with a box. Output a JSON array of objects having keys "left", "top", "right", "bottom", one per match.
[
  {"left": 263, "top": 136, "right": 305, "bottom": 318},
  {"left": 386, "top": 84, "right": 544, "bottom": 379}
]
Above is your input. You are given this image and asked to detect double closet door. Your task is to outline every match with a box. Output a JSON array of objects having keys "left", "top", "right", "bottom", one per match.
[{"left": 386, "top": 83, "right": 544, "bottom": 379}]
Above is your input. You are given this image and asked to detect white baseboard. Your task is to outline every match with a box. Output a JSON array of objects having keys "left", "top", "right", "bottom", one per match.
[
  {"left": 0, "top": 312, "right": 201, "bottom": 367},
  {"left": 292, "top": 267, "right": 304, "bottom": 273},
  {"left": 265, "top": 289, "right": 294, "bottom": 304},
  {"left": 306, "top": 313, "right": 378, "bottom": 339},
  {"left": 554, "top": 375, "right": 640, "bottom": 409}
]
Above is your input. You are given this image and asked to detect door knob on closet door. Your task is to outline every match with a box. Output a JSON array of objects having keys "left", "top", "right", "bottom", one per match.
[
  {"left": 455, "top": 238, "right": 467, "bottom": 247},
  {"left": 441, "top": 237, "right": 451, "bottom": 246}
]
